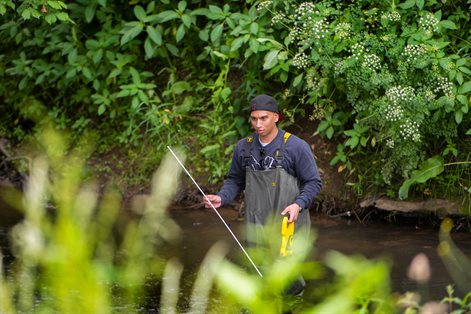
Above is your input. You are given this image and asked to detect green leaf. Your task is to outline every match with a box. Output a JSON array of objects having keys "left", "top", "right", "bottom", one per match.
[
  {"left": 455, "top": 110, "right": 463, "bottom": 124},
  {"left": 439, "top": 20, "right": 457, "bottom": 30},
  {"left": 326, "top": 126, "right": 334, "bottom": 139},
  {"left": 134, "top": 5, "right": 146, "bottom": 22},
  {"left": 263, "top": 49, "right": 279, "bottom": 70},
  {"left": 293, "top": 73, "right": 303, "bottom": 87},
  {"left": 399, "top": 0, "right": 415, "bottom": 9},
  {"left": 171, "top": 81, "right": 191, "bottom": 95},
  {"left": 147, "top": 25, "right": 162, "bottom": 45},
  {"left": 166, "top": 43, "right": 179, "bottom": 56},
  {"left": 345, "top": 137, "right": 359, "bottom": 149},
  {"left": 458, "top": 81, "right": 471, "bottom": 94},
  {"left": 459, "top": 67, "right": 471, "bottom": 75},
  {"left": 121, "top": 23, "right": 143, "bottom": 46},
  {"left": 249, "top": 22, "right": 258, "bottom": 35},
  {"left": 144, "top": 38, "right": 154, "bottom": 59},
  {"left": 181, "top": 14, "right": 192, "bottom": 28},
  {"left": 230, "top": 36, "right": 246, "bottom": 52},
  {"left": 85, "top": 4, "right": 96, "bottom": 23},
  {"left": 176, "top": 24, "right": 185, "bottom": 42},
  {"left": 210, "top": 23, "right": 224, "bottom": 43},
  {"left": 416, "top": 0, "right": 424, "bottom": 9},
  {"left": 399, "top": 156, "right": 444, "bottom": 200},
  {"left": 177, "top": 1, "right": 187, "bottom": 12},
  {"left": 466, "top": 130, "right": 471, "bottom": 136},
  {"left": 156, "top": 10, "right": 179, "bottom": 23},
  {"left": 457, "top": 95, "right": 468, "bottom": 106}
]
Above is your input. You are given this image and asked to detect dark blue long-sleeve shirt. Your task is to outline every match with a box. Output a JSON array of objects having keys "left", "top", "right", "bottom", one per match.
[{"left": 218, "top": 129, "right": 322, "bottom": 210}]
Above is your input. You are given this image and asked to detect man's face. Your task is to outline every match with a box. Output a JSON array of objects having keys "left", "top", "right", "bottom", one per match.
[{"left": 250, "top": 110, "right": 279, "bottom": 137}]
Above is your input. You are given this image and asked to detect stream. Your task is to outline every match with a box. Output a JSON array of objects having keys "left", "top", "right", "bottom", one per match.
[
  {"left": 1, "top": 206, "right": 470, "bottom": 312},
  {"left": 166, "top": 207, "right": 471, "bottom": 303}
]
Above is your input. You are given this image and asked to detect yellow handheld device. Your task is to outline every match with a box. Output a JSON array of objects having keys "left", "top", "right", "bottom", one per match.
[{"left": 280, "top": 216, "right": 294, "bottom": 257}]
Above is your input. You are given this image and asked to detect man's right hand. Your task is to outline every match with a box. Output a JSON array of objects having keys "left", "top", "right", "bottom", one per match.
[{"left": 203, "top": 194, "right": 222, "bottom": 209}]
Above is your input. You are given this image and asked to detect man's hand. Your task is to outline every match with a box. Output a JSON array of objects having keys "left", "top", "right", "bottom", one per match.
[
  {"left": 281, "top": 203, "right": 301, "bottom": 223},
  {"left": 203, "top": 194, "right": 222, "bottom": 209}
]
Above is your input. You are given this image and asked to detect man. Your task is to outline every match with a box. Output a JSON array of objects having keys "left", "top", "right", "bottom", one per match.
[{"left": 203, "top": 94, "right": 322, "bottom": 295}]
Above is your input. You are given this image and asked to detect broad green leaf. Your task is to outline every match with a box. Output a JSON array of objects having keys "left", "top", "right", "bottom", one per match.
[
  {"left": 177, "top": 1, "right": 187, "bottom": 12},
  {"left": 399, "top": 156, "right": 444, "bottom": 200},
  {"left": 457, "top": 95, "right": 468, "bottom": 106},
  {"left": 147, "top": 25, "right": 162, "bottom": 45},
  {"left": 134, "top": 5, "right": 146, "bottom": 22},
  {"left": 156, "top": 10, "right": 179, "bottom": 23},
  {"left": 181, "top": 14, "right": 192, "bottom": 28},
  {"left": 171, "top": 81, "right": 191, "bottom": 94},
  {"left": 455, "top": 111, "right": 463, "bottom": 124},
  {"left": 416, "top": 0, "right": 424, "bottom": 9},
  {"left": 176, "top": 24, "right": 185, "bottom": 42},
  {"left": 466, "top": 129, "right": 471, "bottom": 135},
  {"left": 230, "top": 36, "right": 245, "bottom": 52},
  {"left": 293, "top": 73, "right": 303, "bottom": 87},
  {"left": 121, "top": 24, "right": 143, "bottom": 45},
  {"left": 326, "top": 126, "right": 334, "bottom": 139},
  {"left": 317, "top": 121, "right": 329, "bottom": 133},
  {"left": 263, "top": 49, "right": 279, "bottom": 70},
  {"left": 144, "top": 38, "right": 154, "bottom": 59},
  {"left": 345, "top": 137, "right": 359, "bottom": 149},
  {"left": 85, "top": 4, "right": 96, "bottom": 23},
  {"left": 439, "top": 20, "right": 457, "bottom": 30},
  {"left": 459, "top": 67, "right": 471, "bottom": 75},
  {"left": 208, "top": 5, "right": 223, "bottom": 15},
  {"left": 399, "top": 0, "right": 415, "bottom": 9},
  {"left": 210, "top": 23, "right": 224, "bottom": 42},
  {"left": 166, "top": 43, "right": 179, "bottom": 56},
  {"left": 249, "top": 22, "right": 258, "bottom": 35},
  {"left": 458, "top": 81, "right": 471, "bottom": 94}
]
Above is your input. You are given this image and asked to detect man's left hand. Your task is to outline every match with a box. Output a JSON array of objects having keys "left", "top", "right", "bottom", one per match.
[{"left": 281, "top": 203, "right": 301, "bottom": 223}]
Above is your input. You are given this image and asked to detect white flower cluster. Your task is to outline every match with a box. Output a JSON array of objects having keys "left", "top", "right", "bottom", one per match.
[
  {"left": 419, "top": 13, "right": 439, "bottom": 33},
  {"left": 350, "top": 43, "right": 367, "bottom": 61},
  {"left": 399, "top": 119, "right": 420, "bottom": 142},
  {"left": 384, "top": 103, "right": 404, "bottom": 122},
  {"left": 292, "top": 52, "right": 309, "bottom": 69},
  {"left": 386, "top": 86, "right": 416, "bottom": 105},
  {"left": 256, "top": 1, "right": 272, "bottom": 12},
  {"left": 295, "top": 2, "right": 318, "bottom": 18},
  {"left": 271, "top": 13, "right": 285, "bottom": 25},
  {"left": 434, "top": 77, "right": 453, "bottom": 97},
  {"left": 334, "top": 60, "right": 344, "bottom": 76},
  {"left": 291, "top": 18, "right": 329, "bottom": 43},
  {"left": 335, "top": 22, "right": 351, "bottom": 39},
  {"left": 362, "top": 53, "right": 382, "bottom": 71},
  {"left": 306, "top": 68, "right": 320, "bottom": 90},
  {"left": 386, "top": 138, "right": 395, "bottom": 149},
  {"left": 401, "top": 44, "right": 427, "bottom": 62},
  {"left": 385, "top": 11, "right": 401, "bottom": 22}
]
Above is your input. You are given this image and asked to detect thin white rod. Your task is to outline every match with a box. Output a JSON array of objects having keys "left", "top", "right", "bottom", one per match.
[{"left": 167, "top": 146, "right": 263, "bottom": 278}]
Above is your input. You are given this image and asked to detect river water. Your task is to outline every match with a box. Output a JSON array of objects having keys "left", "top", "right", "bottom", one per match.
[
  {"left": 1, "top": 207, "right": 470, "bottom": 311},
  {"left": 167, "top": 207, "right": 471, "bottom": 302}
]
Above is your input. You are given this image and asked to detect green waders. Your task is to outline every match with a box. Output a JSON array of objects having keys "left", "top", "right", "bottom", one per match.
[{"left": 244, "top": 133, "right": 310, "bottom": 296}]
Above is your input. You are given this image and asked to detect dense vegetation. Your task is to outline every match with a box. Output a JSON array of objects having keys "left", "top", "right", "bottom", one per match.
[
  {"left": 0, "top": 1, "right": 470, "bottom": 204},
  {"left": 1, "top": 1, "right": 471, "bottom": 312}
]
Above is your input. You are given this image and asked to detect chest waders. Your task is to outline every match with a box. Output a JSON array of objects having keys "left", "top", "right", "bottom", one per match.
[{"left": 244, "top": 132, "right": 311, "bottom": 252}]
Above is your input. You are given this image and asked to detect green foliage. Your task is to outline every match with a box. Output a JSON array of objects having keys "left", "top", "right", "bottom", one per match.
[
  {"left": 257, "top": 0, "right": 471, "bottom": 199},
  {"left": 0, "top": 129, "right": 182, "bottom": 312},
  {"left": 399, "top": 156, "right": 445, "bottom": 200},
  {"left": 1, "top": 0, "right": 470, "bottom": 200}
]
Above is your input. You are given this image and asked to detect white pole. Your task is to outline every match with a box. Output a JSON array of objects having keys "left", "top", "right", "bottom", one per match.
[{"left": 167, "top": 146, "right": 263, "bottom": 278}]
